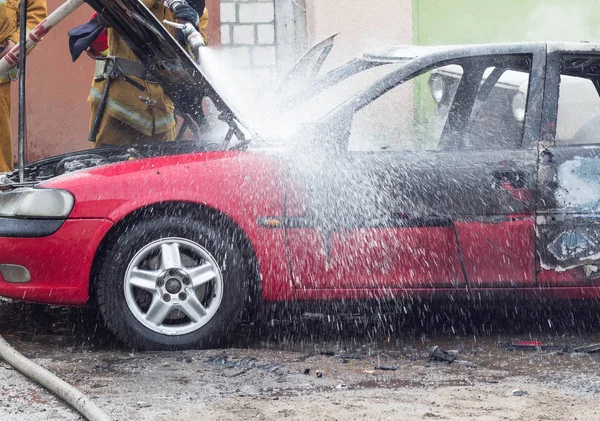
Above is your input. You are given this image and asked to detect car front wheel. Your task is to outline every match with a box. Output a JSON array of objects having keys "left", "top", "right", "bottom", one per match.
[{"left": 94, "top": 216, "right": 249, "bottom": 350}]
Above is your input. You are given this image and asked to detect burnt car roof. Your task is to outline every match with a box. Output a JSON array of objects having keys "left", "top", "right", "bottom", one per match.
[{"left": 363, "top": 42, "right": 600, "bottom": 63}]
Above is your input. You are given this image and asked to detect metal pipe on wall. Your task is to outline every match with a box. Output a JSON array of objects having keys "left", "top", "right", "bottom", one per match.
[{"left": 17, "top": 0, "right": 27, "bottom": 182}]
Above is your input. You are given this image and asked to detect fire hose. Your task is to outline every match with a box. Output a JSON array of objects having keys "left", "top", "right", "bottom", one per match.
[
  {"left": 0, "top": 3, "right": 202, "bottom": 420},
  {"left": 0, "top": 0, "right": 85, "bottom": 181},
  {"left": 2, "top": 3, "right": 115, "bottom": 419},
  {"left": 0, "top": 0, "right": 85, "bottom": 75},
  {"left": 17, "top": 0, "right": 27, "bottom": 182},
  {"left": 0, "top": 0, "right": 194, "bottom": 76},
  {"left": 0, "top": 334, "right": 113, "bottom": 421}
]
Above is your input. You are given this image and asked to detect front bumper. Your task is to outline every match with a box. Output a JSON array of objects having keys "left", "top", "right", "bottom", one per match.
[
  {"left": 0, "top": 217, "right": 65, "bottom": 237},
  {"left": 0, "top": 218, "right": 114, "bottom": 305}
]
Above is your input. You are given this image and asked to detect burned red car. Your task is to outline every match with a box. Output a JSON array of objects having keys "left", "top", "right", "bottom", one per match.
[{"left": 2, "top": 1, "right": 600, "bottom": 350}]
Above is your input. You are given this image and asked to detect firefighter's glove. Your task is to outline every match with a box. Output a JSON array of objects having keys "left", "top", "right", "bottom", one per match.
[
  {"left": 177, "top": 29, "right": 186, "bottom": 46},
  {"left": 173, "top": 4, "right": 199, "bottom": 28}
]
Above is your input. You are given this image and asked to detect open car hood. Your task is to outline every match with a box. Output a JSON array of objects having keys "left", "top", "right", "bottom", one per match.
[{"left": 85, "top": 0, "right": 252, "bottom": 138}]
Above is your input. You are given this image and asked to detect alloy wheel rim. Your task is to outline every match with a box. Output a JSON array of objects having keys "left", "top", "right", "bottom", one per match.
[{"left": 123, "top": 237, "right": 224, "bottom": 336}]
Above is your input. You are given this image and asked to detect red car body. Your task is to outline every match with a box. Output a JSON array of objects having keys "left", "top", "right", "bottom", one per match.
[
  {"left": 3, "top": 0, "right": 600, "bottom": 350},
  {"left": 0, "top": 149, "right": 595, "bottom": 306}
]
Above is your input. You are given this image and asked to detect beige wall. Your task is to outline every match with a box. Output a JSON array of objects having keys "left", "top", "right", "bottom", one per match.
[
  {"left": 305, "top": 0, "right": 413, "bottom": 67},
  {"left": 304, "top": 0, "right": 415, "bottom": 150}
]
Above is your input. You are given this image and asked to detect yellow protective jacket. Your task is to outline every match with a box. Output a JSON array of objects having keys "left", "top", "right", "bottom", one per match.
[
  {"left": 88, "top": 0, "right": 179, "bottom": 137},
  {"left": 199, "top": 7, "right": 208, "bottom": 43},
  {"left": 0, "top": 0, "right": 47, "bottom": 84}
]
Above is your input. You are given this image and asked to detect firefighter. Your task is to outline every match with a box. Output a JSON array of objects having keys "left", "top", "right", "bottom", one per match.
[
  {"left": 0, "top": 0, "right": 47, "bottom": 173},
  {"left": 86, "top": 0, "right": 207, "bottom": 148}
]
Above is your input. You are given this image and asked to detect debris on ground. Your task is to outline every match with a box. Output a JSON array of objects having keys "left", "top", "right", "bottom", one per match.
[
  {"left": 512, "top": 389, "right": 529, "bottom": 396},
  {"left": 572, "top": 343, "right": 600, "bottom": 353},
  {"left": 316, "top": 371, "right": 323, "bottom": 378},
  {"left": 429, "top": 346, "right": 457, "bottom": 363},
  {"left": 207, "top": 354, "right": 285, "bottom": 375},
  {"left": 510, "top": 340, "right": 543, "bottom": 349},
  {"left": 374, "top": 365, "right": 398, "bottom": 371},
  {"left": 4, "top": 302, "right": 600, "bottom": 420},
  {"left": 293, "top": 353, "right": 314, "bottom": 363}
]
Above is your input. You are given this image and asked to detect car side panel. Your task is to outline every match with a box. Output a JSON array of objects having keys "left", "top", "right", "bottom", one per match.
[
  {"left": 455, "top": 218, "right": 536, "bottom": 287},
  {"left": 286, "top": 227, "right": 461, "bottom": 289},
  {"left": 43, "top": 151, "right": 294, "bottom": 301},
  {"left": 292, "top": 286, "right": 600, "bottom": 300}
]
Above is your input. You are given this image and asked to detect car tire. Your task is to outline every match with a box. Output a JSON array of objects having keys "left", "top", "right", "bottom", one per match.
[{"left": 94, "top": 216, "right": 249, "bottom": 350}]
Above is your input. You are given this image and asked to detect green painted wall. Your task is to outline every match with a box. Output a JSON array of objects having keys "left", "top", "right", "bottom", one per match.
[{"left": 414, "top": 0, "right": 600, "bottom": 46}]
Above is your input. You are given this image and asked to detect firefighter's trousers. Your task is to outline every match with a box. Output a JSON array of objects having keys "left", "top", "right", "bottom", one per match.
[{"left": 0, "top": 81, "right": 11, "bottom": 173}]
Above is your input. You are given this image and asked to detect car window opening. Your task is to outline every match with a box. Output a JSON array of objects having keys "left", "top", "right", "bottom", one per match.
[
  {"left": 555, "top": 55, "right": 600, "bottom": 146},
  {"left": 345, "top": 54, "right": 533, "bottom": 153}
]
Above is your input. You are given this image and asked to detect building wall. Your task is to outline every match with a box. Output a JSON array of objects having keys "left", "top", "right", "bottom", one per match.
[
  {"left": 219, "top": 0, "right": 277, "bottom": 68},
  {"left": 305, "top": 0, "right": 413, "bottom": 68},
  {"left": 414, "top": 0, "right": 600, "bottom": 45}
]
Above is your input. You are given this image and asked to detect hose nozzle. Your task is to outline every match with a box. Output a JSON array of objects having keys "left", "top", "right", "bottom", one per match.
[{"left": 164, "top": 19, "right": 206, "bottom": 56}]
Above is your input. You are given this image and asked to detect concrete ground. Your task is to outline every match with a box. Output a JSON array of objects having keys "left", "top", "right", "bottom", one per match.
[{"left": 1, "top": 299, "right": 600, "bottom": 421}]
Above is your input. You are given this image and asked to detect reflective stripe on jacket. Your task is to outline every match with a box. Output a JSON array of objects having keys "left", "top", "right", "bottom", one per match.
[{"left": 87, "top": 0, "right": 177, "bottom": 136}]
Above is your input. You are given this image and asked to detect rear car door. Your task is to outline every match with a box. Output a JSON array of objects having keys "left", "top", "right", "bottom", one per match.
[
  {"left": 536, "top": 48, "right": 600, "bottom": 284},
  {"left": 284, "top": 46, "right": 544, "bottom": 291}
]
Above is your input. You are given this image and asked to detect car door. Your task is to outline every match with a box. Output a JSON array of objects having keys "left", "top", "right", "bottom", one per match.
[
  {"left": 284, "top": 47, "right": 544, "bottom": 291},
  {"left": 536, "top": 48, "right": 600, "bottom": 283},
  {"left": 284, "top": 149, "right": 463, "bottom": 290}
]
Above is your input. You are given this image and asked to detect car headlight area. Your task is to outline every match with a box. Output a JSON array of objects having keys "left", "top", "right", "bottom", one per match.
[
  {"left": 0, "top": 188, "right": 75, "bottom": 238},
  {"left": 0, "top": 188, "right": 74, "bottom": 219}
]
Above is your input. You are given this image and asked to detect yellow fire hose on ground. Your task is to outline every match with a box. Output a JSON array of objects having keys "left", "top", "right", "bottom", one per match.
[
  {"left": 0, "top": 334, "right": 113, "bottom": 421},
  {"left": 0, "top": 0, "right": 112, "bottom": 418},
  {"left": 0, "top": 2, "right": 215, "bottom": 420}
]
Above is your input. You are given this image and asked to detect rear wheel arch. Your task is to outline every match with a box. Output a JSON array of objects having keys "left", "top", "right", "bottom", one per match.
[{"left": 89, "top": 201, "right": 262, "bottom": 310}]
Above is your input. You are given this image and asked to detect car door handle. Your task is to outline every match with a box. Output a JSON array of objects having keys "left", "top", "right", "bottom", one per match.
[
  {"left": 492, "top": 170, "right": 532, "bottom": 202},
  {"left": 492, "top": 170, "right": 526, "bottom": 189}
]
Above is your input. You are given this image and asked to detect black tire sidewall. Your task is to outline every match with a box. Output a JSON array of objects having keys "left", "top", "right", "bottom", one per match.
[{"left": 95, "top": 216, "right": 248, "bottom": 350}]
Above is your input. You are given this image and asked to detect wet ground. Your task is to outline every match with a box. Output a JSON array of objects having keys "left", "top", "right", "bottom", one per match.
[{"left": 1, "top": 298, "right": 600, "bottom": 420}]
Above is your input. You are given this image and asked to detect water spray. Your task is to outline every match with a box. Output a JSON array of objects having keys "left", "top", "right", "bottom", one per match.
[{"left": 163, "top": 14, "right": 259, "bottom": 143}]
